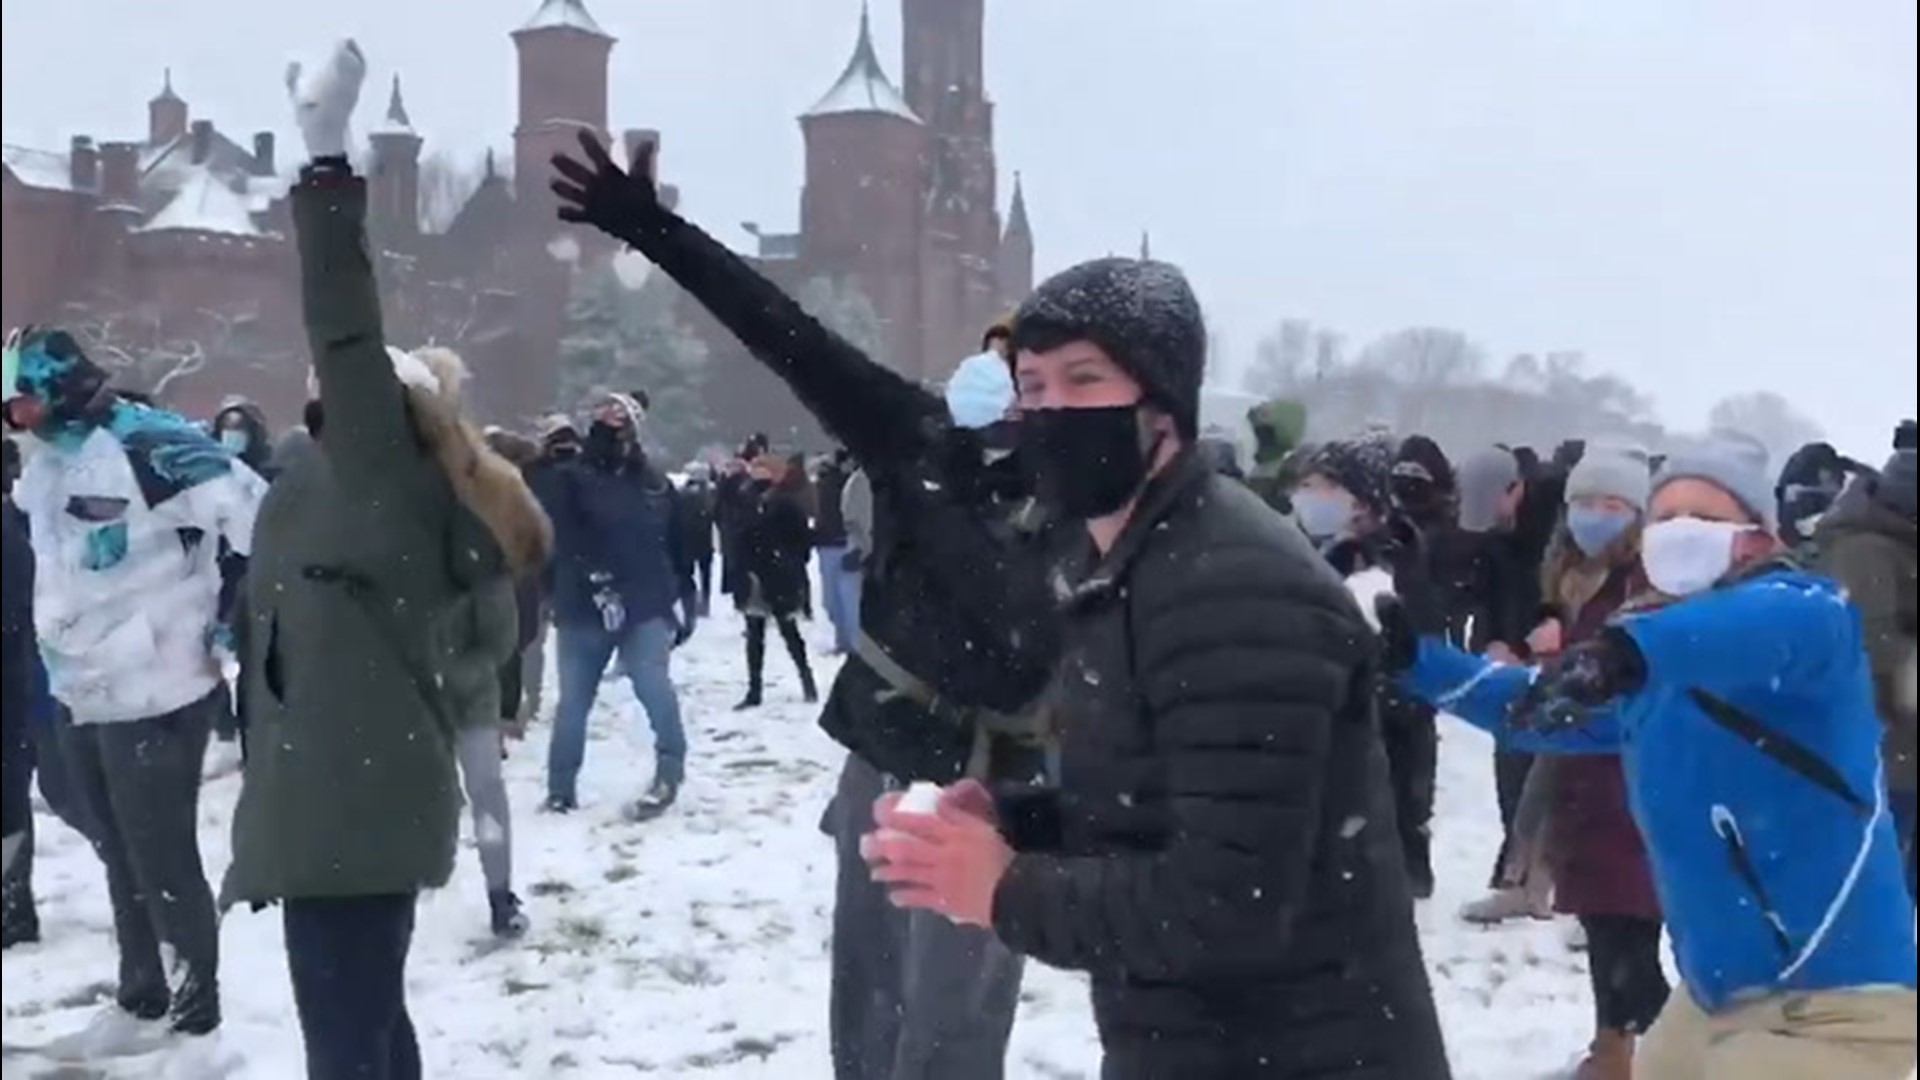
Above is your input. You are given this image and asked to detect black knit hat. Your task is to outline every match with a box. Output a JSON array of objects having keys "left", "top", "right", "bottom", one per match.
[
  {"left": 1011, "top": 258, "right": 1207, "bottom": 439},
  {"left": 1307, "top": 432, "right": 1397, "bottom": 517},
  {"left": 1393, "top": 435, "right": 1457, "bottom": 493}
]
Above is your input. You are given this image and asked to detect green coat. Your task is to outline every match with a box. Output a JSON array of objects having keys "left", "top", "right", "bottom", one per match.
[
  {"left": 1246, "top": 399, "right": 1309, "bottom": 513},
  {"left": 223, "top": 175, "right": 518, "bottom": 906},
  {"left": 1816, "top": 482, "right": 1918, "bottom": 793}
]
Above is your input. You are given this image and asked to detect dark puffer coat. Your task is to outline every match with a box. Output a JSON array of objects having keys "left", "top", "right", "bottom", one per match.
[
  {"left": 730, "top": 482, "right": 813, "bottom": 617},
  {"left": 992, "top": 453, "right": 1450, "bottom": 1079}
]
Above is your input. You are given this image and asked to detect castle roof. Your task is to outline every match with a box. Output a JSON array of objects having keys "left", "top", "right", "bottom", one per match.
[
  {"left": 2, "top": 145, "right": 78, "bottom": 192},
  {"left": 804, "top": 4, "right": 919, "bottom": 123},
  {"left": 373, "top": 75, "right": 418, "bottom": 138},
  {"left": 138, "top": 166, "right": 264, "bottom": 238},
  {"left": 152, "top": 69, "right": 183, "bottom": 105},
  {"left": 519, "top": 0, "right": 612, "bottom": 40}
]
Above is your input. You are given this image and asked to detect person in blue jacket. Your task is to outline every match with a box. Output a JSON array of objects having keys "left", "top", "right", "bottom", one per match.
[{"left": 1380, "top": 436, "right": 1917, "bottom": 1080}]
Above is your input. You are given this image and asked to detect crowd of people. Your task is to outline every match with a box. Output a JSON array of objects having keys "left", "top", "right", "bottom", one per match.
[{"left": 2, "top": 38, "right": 1916, "bottom": 1080}]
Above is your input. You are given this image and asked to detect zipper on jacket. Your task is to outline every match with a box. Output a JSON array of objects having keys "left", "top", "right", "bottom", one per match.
[
  {"left": 1712, "top": 805, "right": 1793, "bottom": 960},
  {"left": 1689, "top": 689, "right": 1871, "bottom": 816}
]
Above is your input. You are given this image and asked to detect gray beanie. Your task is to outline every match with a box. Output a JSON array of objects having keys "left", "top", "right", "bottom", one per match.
[
  {"left": 1566, "top": 442, "right": 1652, "bottom": 512},
  {"left": 1654, "top": 433, "right": 1775, "bottom": 528}
]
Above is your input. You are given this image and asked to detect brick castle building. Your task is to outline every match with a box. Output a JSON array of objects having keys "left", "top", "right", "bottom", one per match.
[{"left": 0, "top": 0, "right": 1033, "bottom": 440}]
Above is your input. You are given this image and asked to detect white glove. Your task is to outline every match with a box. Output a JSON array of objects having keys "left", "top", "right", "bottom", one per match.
[{"left": 285, "top": 39, "right": 366, "bottom": 161}]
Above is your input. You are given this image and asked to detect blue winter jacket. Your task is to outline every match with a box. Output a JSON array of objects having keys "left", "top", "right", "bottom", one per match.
[
  {"left": 1405, "top": 566, "right": 1916, "bottom": 1012},
  {"left": 539, "top": 455, "right": 694, "bottom": 631}
]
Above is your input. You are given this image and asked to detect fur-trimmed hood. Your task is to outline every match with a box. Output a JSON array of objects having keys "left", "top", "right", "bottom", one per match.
[{"left": 396, "top": 346, "right": 553, "bottom": 577}]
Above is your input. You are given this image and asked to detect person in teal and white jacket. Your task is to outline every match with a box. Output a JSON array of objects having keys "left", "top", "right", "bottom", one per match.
[{"left": 1380, "top": 436, "right": 1917, "bottom": 1080}]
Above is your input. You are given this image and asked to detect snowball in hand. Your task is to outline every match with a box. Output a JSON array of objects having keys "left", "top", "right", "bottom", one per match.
[
  {"left": 897, "top": 782, "right": 943, "bottom": 816},
  {"left": 286, "top": 39, "right": 366, "bottom": 160}
]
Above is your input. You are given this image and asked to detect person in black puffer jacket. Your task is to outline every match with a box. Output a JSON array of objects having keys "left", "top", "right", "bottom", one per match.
[{"left": 866, "top": 258, "right": 1450, "bottom": 1078}]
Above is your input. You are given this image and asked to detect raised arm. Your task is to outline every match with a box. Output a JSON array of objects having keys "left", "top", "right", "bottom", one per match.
[
  {"left": 286, "top": 43, "right": 420, "bottom": 494},
  {"left": 1403, "top": 637, "right": 1624, "bottom": 753},
  {"left": 550, "top": 133, "right": 943, "bottom": 465}
]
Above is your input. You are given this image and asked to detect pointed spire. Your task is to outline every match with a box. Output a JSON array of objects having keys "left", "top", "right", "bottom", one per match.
[
  {"left": 153, "top": 67, "right": 183, "bottom": 104},
  {"left": 385, "top": 75, "right": 414, "bottom": 130},
  {"left": 804, "top": 1, "right": 920, "bottom": 122},
  {"left": 484, "top": 148, "right": 498, "bottom": 181},
  {"left": 1004, "top": 172, "right": 1032, "bottom": 239},
  {"left": 1139, "top": 230, "right": 1152, "bottom": 260}
]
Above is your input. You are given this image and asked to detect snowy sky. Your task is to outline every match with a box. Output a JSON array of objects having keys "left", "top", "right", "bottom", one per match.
[{"left": 3, "top": 0, "right": 1914, "bottom": 456}]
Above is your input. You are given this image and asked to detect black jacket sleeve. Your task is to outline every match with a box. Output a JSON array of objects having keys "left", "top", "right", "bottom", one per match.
[
  {"left": 991, "top": 543, "right": 1361, "bottom": 982},
  {"left": 597, "top": 206, "right": 946, "bottom": 466}
]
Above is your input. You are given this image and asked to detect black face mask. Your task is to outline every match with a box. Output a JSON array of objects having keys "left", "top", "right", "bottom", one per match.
[
  {"left": 1019, "top": 404, "right": 1158, "bottom": 521},
  {"left": 585, "top": 422, "right": 629, "bottom": 464}
]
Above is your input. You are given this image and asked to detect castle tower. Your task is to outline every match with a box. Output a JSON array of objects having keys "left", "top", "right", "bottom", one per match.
[
  {"left": 800, "top": 3, "right": 927, "bottom": 375},
  {"left": 149, "top": 70, "right": 188, "bottom": 146},
  {"left": 903, "top": 0, "right": 1002, "bottom": 360},
  {"left": 512, "top": 0, "right": 614, "bottom": 210},
  {"left": 997, "top": 173, "right": 1034, "bottom": 310},
  {"left": 368, "top": 76, "right": 424, "bottom": 251}
]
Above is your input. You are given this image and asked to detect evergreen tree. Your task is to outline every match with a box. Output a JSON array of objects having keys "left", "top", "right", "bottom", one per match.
[{"left": 557, "top": 263, "right": 715, "bottom": 462}]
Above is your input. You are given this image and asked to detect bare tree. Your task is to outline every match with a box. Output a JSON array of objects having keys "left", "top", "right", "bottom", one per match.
[
  {"left": 1242, "top": 318, "right": 1315, "bottom": 398},
  {"left": 1355, "top": 327, "right": 1486, "bottom": 387}
]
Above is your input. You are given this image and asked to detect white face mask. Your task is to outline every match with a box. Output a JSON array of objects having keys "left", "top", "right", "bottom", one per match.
[
  {"left": 1642, "top": 516, "right": 1753, "bottom": 596},
  {"left": 1293, "top": 489, "right": 1357, "bottom": 541}
]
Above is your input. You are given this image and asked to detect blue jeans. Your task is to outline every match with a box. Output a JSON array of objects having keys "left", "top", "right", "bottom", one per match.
[
  {"left": 1892, "top": 790, "right": 1916, "bottom": 899},
  {"left": 817, "top": 546, "right": 862, "bottom": 654},
  {"left": 548, "top": 617, "right": 687, "bottom": 802}
]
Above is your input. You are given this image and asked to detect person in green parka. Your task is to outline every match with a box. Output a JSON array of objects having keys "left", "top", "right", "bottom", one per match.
[
  {"left": 1247, "top": 398, "right": 1310, "bottom": 514},
  {"left": 224, "top": 40, "right": 551, "bottom": 1080}
]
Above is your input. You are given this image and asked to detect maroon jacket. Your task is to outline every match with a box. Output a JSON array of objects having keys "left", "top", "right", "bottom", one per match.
[{"left": 1541, "top": 562, "right": 1663, "bottom": 919}]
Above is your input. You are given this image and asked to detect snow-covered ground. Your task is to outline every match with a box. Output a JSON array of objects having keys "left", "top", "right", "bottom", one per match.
[{"left": 3, "top": 598, "right": 1598, "bottom": 1079}]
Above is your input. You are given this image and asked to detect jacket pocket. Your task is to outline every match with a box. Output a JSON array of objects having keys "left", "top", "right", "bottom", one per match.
[
  {"left": 1712, "top": 804, "right": 1794, "bottom": 961},
  {"left": 262, "top": 612, "right": 286, "bottom": 704}
]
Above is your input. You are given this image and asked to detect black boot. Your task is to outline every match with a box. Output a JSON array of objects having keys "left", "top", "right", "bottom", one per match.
[
  {"left": 777, "top": 617, "right": 818, "bottom": 704},
  {"left": 737, "top": 616, "right": 767, "bottom": 710},
  {"left": 2, "top": 829, "right": 40, "bottom": 949},
  {"left": 489, "top": 890, "right": 528, "bottom": 939}
]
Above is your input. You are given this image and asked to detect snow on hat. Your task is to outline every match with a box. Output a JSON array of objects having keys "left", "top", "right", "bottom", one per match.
[
  {"left": 944, "top": 351, "right": 1016, "bottom": 430},
  {"left": 1566, "top": 441, "right": 1652, "bottom": 512},
  {"left": 1655, "top": 432, "right": 1776, "bottom": 529},
  {"left": 1455, "top": 447, "right": 1523, "bottom": 532},
  {"left": 1012, "top": 257, "right": 1207, "bottom": 438},
  {"left": 1305, "top": 432, "right": 1397, "bottom": 516}
]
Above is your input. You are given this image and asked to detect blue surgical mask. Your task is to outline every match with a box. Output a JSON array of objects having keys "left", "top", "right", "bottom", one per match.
[
  {"left": 1293, "top": 489, "right": 1356, "bottom": 541},
  {"left": 220, "top": 429, "right": 250, "bottom": 454},
  {"left": 1566, "top": 505, "right": 1635, "bottom": 557}
]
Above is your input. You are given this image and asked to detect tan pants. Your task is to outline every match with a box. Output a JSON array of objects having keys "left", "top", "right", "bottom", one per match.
[{"left": 1638, "top": 987, "right": 1918, "bottom": 1080}]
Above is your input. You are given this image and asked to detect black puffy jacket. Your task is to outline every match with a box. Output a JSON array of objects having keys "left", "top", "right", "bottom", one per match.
[{"left": 991, "top": 453, "right": 1451, "bottom": 1079}]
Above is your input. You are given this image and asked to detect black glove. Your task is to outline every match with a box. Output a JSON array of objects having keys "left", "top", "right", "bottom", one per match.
[
  {"left": 840, "top": 549, "right": 865, "bottom": 574},
  {"left": 550, "top": 131, "right": 669, "bottom": 248},
  {"left": 1373, "top": 594, "right": 1421, "bottom": 675},
  {"left": 1508, "top": 629, "right": 1647, "bottom": 732}
]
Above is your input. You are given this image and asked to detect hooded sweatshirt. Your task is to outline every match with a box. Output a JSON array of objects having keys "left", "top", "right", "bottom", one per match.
[{"left": 11, "top": 331, "right": 267, "bottom": 724}]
